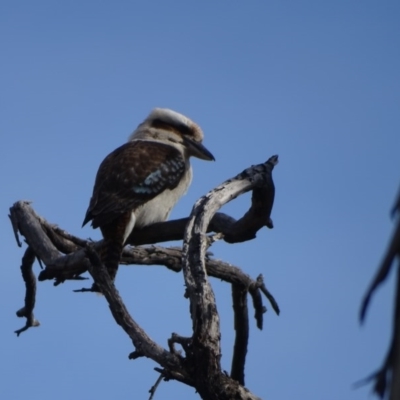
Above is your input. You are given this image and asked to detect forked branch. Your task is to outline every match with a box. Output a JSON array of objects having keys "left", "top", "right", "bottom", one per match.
[
  {"left": 10, "top": 156, "right": 279, "bottom": 399},
  {"left": 181, "top": 155, "right": 278, "bottom": 399}
]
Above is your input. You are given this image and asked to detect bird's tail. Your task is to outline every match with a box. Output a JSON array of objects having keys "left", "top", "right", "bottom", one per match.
[
  {"left": 99, "top": 238, "right": 124, "bottom": 283},
  {"left": 91, "top": 212, "right": 131, "bottom": 292}
]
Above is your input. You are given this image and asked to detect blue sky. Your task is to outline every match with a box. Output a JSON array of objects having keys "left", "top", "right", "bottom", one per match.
[{"left": 1, "top": 1, "right": 399, "bottom": 399}]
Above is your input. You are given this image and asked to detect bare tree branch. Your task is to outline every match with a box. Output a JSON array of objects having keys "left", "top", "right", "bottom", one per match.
[
  {"left": 360, "top": 220, "right": 400, "bottom": 322},
  {"left": 84, "top": 244, "right": 192, "bottom": 386},
  {"left": 182, "top": 155, "right": 278, "bottom": 399},
  {"left": 148, "top": 372, "right": 165, "bottom": 400},
  {"left": 231, "top": 283, "right": 249, "bottom": 385},
  {"left": 10, "top": 155, "right": 278, "bottom": 399},
  {"left": 360, "top": 187, "right": 400, "bottom": 399},
  {"left": 14, "top": 247, "right": 40, "bottom": 336},
  {"left": 122, "top": 246, "right": 278, "bottom": 326},
  {"left": 8, "top": 163, "right": 279, "bottom": 332}
]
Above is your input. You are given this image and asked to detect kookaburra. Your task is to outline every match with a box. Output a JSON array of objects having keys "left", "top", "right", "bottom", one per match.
[{"left": 82, "top": 108, "right": 214, "bottom": 288}]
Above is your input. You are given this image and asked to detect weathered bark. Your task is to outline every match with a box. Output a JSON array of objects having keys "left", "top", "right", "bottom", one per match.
[
  {"left": 231, "top": 283, "right": 249, "bottom": 385},
  {"left": 14, "top": 247, "right": 40, "bottom": 336},
  {"left": 181, "top": 155, "right": 278, "bottom": 399},
  {"left": 85, "top": 245, "right": 192, "bottom": 385},
  {"left": 9, "top": 156, "right": 279, "bottom": 399}
]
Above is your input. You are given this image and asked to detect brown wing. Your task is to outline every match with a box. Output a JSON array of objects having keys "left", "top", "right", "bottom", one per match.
[{"left": 82, "top": 140, "right": 185, "bottom": 228}]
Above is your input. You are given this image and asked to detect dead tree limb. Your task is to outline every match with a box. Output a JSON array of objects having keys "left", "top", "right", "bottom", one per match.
[
  {"left": 122, "top": 246, "right": 279, "bottom": 324},
  {"left": 181, "top": 155, "right": 278, "bottom": 399},
  {"left": 231, "top": 283, "right": 249, "bottom": 385},
  {"left": 14, "top": 247, "right": 40, "bottom": 336},
  {"left": 360, "top": 187, "right": 400, "bottom": 399},
  {"left": 10, "top": 155, "right": 278, "bottom": 399},
  {"left": 85, "top": 244, "right": 193, "bottom": 385}
]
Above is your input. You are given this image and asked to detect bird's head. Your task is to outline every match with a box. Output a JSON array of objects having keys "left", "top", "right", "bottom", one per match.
[{"left": 129, "top": 108, "right": 215, "bottom": 161}]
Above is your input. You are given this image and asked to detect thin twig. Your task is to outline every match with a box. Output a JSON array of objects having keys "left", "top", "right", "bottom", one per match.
[
  {"left": 148, "top": 372, "right": 164, "bottom": 400},
  {"left": 257, "top": 274, "right": 280, "bottom": 315},
  {"left": 360, "top": 218, "right": 400, "bottom": 322}
]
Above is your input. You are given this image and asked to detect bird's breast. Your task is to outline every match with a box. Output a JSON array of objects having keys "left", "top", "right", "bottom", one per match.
[{"left": 134, "top": 166, "right": 192, "bottom": 228}]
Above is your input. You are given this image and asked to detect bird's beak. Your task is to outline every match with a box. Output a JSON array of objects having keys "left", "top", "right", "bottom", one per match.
[{"left": 184, "top": 137, "right": 215, "bottom": 161}]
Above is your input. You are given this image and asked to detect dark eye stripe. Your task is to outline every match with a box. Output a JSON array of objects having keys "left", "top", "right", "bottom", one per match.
[{"left": 151, "top": 118, "right": 194, "bottom": 137}]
